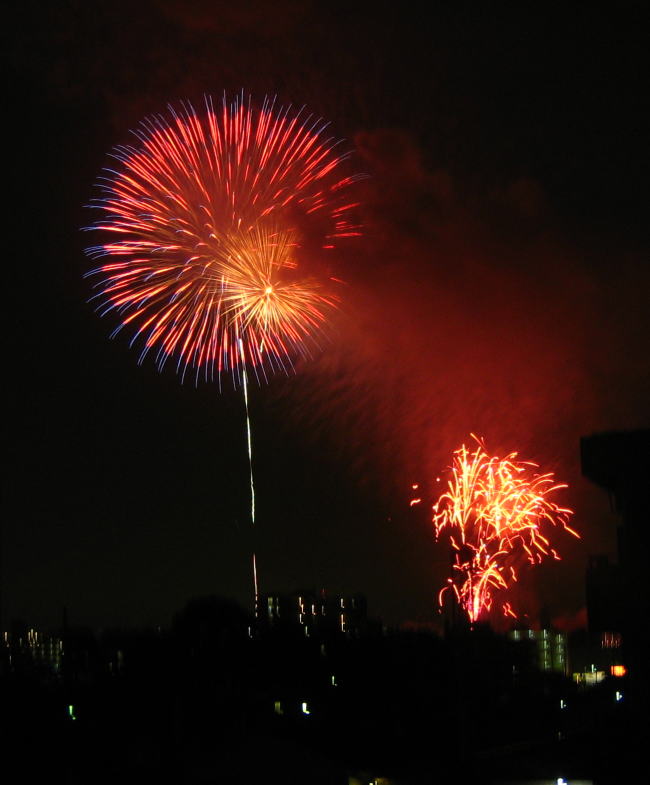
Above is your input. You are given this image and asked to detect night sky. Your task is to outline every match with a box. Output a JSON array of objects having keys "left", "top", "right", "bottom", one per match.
[{"left": 5, "top": 1, "right": 648, "bottom": 631}]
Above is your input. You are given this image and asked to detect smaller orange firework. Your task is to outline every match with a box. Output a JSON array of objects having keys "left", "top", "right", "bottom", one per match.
[{"left": 422, "top": 435, "right": 578, "bottom": 623}]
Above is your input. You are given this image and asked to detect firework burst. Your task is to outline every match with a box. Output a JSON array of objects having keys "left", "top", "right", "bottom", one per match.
[
  {"left": 414, "top": 435, "right": 578, "bottom": 623},
  {"left": 84, "top": 94, "right": 362, "bottom": 384}
]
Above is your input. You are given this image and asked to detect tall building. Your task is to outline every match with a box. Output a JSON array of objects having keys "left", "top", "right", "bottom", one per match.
[
  {"left": 585, "top": 554, "right": 624, "bottom": 637},
  {"left": 581, "top": 429, "right": 650, "bottom": 706}
]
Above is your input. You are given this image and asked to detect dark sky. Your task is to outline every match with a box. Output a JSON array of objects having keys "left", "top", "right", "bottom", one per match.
[{"left": 5, "top": 0, "right": 649, "bottom": 631}]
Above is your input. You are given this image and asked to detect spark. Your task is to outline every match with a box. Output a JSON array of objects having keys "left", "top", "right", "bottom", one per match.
[{"left": 427, "top": 435, "right": 578, "bottom": 623}]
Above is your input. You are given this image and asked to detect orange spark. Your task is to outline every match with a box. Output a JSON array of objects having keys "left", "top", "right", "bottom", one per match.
[{"left": 430, "top": 435, "right": 578, "bottom": 623}]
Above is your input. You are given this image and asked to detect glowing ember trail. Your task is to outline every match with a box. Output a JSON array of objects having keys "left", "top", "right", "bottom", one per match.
[{"left": 416, "top": 435, "right": 578, "bottom": 623}]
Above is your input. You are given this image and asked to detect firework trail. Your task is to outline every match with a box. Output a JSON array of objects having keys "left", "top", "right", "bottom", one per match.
[
  {"left": 84, "top": 94, "right": 362, "bottom": 611},
  {"left": 413, "top": 435, "right": 578, "bottom": 624},
  {"left": 238, "top": 337, "right": 258, "bottom": 607}
]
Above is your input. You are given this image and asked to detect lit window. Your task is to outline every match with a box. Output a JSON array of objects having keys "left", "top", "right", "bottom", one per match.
[{"left": 602, "top": 631, "right": 622, "bottom": 648}]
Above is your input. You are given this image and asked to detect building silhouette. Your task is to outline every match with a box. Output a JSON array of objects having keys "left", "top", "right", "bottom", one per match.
[{"left": 581, "top": 429, "right": 650, "bottom": 708}]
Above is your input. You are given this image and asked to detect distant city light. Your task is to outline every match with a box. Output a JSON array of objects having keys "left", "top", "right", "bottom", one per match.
[
  {"left": 601, "top": 631, "right": 622, "bottom": 648},
  {"left": 611, "top": 664, "right": 626, "bottom": 677},
  {"left": 301, "top": 701, "right": 310, "bottom": 715}
]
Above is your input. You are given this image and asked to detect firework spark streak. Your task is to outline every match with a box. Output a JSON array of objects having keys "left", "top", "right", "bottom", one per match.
[
  {"left": 239, "top": 337, "right": 259, "bottom": 613},
  {"left": 84, "top": 93, "right": 362, "bottom": 385},
  {"left": 84, "top": 94, "right": 362, "bottom": 612},
  {"left": 414, "top": 435, "right": 578, "bottom": 623}
]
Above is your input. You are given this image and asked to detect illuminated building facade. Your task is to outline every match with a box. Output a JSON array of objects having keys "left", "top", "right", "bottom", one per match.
[
  {"left": 2, "top": 625, "right": 63, "bottom": 677},
  {"left": 261, "top": 590, "right": 368, "bottom": 637},
  {"left": 509, "top": 628, "right": 568, "bottom": 675}
]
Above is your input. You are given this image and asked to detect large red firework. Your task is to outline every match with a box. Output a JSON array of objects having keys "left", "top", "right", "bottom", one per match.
[
  {"left": 84, "top": 94, "right": 362, "bottom": 384},
  {"left": 414, "top": 435, "right": 578, "bottom": 623}
]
